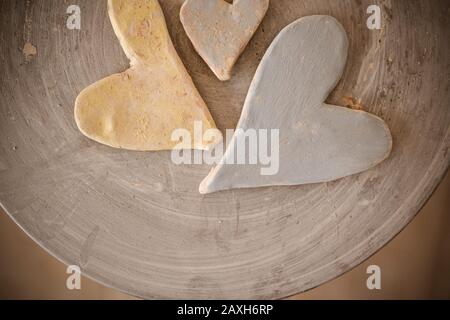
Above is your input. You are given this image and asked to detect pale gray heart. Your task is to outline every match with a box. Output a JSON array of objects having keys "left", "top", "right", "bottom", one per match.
[
  {"left": 180, "top": 0, "right": 269, "bottom": 81},
  {"left": 200, "top": 15, "right": 393, "bottom": 194}
]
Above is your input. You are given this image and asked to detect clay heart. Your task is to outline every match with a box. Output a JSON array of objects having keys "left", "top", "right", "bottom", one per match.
[
  {"left": 75, "top": 0, "right": 219, "bottom": 151},
  {"left": 180, "top": 0, "right": 270, "bottom": 81},
  {"left": 199, "top": 16, "right": 393, "bottom": 194}
]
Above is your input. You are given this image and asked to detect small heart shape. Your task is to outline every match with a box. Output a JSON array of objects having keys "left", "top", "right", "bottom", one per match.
[
  {"left": 180, "top": 0, "right": 270, "bottom": 81},
  {"left": 200, "top": 16, "right": 393, "bottom": 194},
  {"left": 75, "top": 0, "right": 219, "bottom": 151}
]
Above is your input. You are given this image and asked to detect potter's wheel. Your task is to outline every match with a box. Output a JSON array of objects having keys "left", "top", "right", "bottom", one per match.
[{"left": 0, "top": 0, "right": 449, "bottom": 299}]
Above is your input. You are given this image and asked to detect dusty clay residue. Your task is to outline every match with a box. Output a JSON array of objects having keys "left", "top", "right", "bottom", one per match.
[
  {"left": 342, "top": 96, "right": 365, "bottom": 111},
  {"left": 22, "top": 42, "right": 37, "bottom": 62}
]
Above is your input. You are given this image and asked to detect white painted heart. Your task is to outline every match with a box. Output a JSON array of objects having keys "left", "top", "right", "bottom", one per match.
[
  {"left": 200, "top": 16, "right": 393, "bottom": 194},
  {"left": 180, "top": 0, "right": 270, "bottom": 81}
]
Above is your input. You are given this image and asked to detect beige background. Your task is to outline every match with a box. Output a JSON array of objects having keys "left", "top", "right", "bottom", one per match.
[{"left": 0, "top": 171, "right": 448, "bottom": 300}]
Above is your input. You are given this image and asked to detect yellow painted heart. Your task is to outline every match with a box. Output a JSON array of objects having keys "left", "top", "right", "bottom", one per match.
[{"left": 75, "top": 0, "right": 220, "bottom": 151}]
